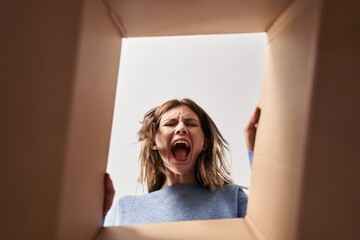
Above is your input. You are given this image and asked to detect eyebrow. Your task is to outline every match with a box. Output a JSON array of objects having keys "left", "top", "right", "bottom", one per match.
[
  {"left": 163, "top": 117, "right": 199, "bottom": 123},
  {"left": 183, "top": 117, "right": 199, "bottom": 122}
]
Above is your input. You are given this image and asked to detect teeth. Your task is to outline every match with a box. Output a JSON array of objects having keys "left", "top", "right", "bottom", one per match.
[{"left": 173, "top": 140, "right": 189, "bottom": 148}]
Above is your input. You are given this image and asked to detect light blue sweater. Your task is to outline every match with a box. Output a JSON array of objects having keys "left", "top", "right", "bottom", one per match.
[
  {"left": 104, "top": 151, "right": 253, "bottom": 226},
  {"left": 104, "top": 183, "right": 248, "bottom": 226}
]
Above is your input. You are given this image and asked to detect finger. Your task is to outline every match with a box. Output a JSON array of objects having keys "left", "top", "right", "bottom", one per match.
[
  {"left": 250, "top": 107, "right": 261, "bottom": 125},
  {"left": 105, "top": 173, "right": 115, "bottom": 193},
  {"left": 245, "top": 107, "right": 261, "bottom": 131},
  {"left": 103, "top": 194, "right": 113, "bottom": 214},
  {"left": 103, "top": 173, "right": 115, "bottom": 214}
]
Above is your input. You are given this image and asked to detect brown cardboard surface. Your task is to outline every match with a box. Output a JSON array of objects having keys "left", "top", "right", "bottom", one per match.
[
  {"left": 54, "top": 0, "right": 121, "bottom": 239},
  {"left": 0, "top": 1, "right": 83, "bottom": 239},
  {"left": 96, "top": 218, "right": 256, "bottom": 240},
  {"left": 298, "top": 0, "right": 360, "bottom": 239},
  {"left": 246, "top": 1, "right": 322, "bottom": 239},
  {"left": 106, "top": 0, "right": 294, "bottom": 37},
  {"left": 0, "top": 0, "right": 121, "bottom": 239}
]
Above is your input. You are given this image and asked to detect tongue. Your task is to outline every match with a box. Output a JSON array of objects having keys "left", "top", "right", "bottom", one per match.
[{"left": 173, "top": 148, "right": 187, "bottom": 160}]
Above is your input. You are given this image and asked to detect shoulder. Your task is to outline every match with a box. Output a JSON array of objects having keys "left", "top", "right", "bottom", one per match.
[
  {"left": 221, "top": 183, "right": 248, "bottom": 199},
  {"left": 221, "top": 183, "right": 246, "bottom": 192}
]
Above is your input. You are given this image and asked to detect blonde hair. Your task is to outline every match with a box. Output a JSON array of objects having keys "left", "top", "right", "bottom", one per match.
[{"left": 138, "top": 98, "right": 232, "bottom": 192}]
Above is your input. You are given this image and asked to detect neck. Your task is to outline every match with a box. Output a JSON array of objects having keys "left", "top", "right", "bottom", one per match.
[{"left": 161, "top": 172, "right": 197, "bottom": 188}]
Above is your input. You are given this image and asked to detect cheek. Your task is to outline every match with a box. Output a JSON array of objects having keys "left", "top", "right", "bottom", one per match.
[
  {"left": 194, "top": 131, "right": 206, "bottom": 147},
  {"left": 191, "top": 138, "right": 206, "bottom": 155},
  {"left": 154, "top": 132, "right": 170, "bottom": 149}
]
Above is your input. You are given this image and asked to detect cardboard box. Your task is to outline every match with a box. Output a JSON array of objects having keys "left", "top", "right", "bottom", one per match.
[{"left": 1, "top": 0, "right": 359, "bottom": 239}]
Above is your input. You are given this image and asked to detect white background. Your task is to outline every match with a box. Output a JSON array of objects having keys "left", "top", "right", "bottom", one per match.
[{"left": 107, "top": 33, "right": 266, "bottom": 201}]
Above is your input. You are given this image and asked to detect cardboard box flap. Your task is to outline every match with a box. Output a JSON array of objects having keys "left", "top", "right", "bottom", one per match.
[{"left": 105, "top": 0, "right": 295, "bottom": 37}]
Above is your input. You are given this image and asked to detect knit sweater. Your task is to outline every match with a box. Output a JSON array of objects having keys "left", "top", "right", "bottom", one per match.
[{"left": 104, "top": 183, "right": 248, "bottom": 226}]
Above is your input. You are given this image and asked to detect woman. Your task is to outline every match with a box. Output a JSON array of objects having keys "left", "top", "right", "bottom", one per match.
[{"left": 103, "top": 98, "right": 260, "bottom": 226}]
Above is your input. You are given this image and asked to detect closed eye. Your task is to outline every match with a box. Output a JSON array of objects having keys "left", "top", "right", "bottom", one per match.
[
  {"left": 163, "top": 120, "right": 178, "bottom": 127},
  {"left": 162, "top": 119, "right": 199, "bottom": 127},
  {"left": 185, "top": 120, "right": 199, "bottom": 127}
]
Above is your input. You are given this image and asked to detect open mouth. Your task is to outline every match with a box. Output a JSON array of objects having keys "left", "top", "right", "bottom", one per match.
[{"left": 171, "top": 140, "right": 190, "bottom": 160}]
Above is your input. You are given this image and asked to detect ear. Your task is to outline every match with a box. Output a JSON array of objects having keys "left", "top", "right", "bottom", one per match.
[
  {"left": 151, "top": 142, "right": 158, "bottom": 150},
  {"left": 202, "top": 138, "right": 209, "bottom": 151}
]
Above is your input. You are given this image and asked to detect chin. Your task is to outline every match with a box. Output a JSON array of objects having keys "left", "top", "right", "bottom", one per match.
[{"left": 168, "top": 164, "right": 195, "bottom": 176}]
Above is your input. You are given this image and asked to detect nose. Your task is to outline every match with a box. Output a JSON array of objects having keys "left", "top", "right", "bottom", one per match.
[{"left": 175, "top": 122, "right": 188, "bottom": 135}]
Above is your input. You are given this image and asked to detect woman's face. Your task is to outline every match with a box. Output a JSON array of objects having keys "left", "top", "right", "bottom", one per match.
[{"left": 153, "top": 105, "right": 208, "bottom": 176}]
